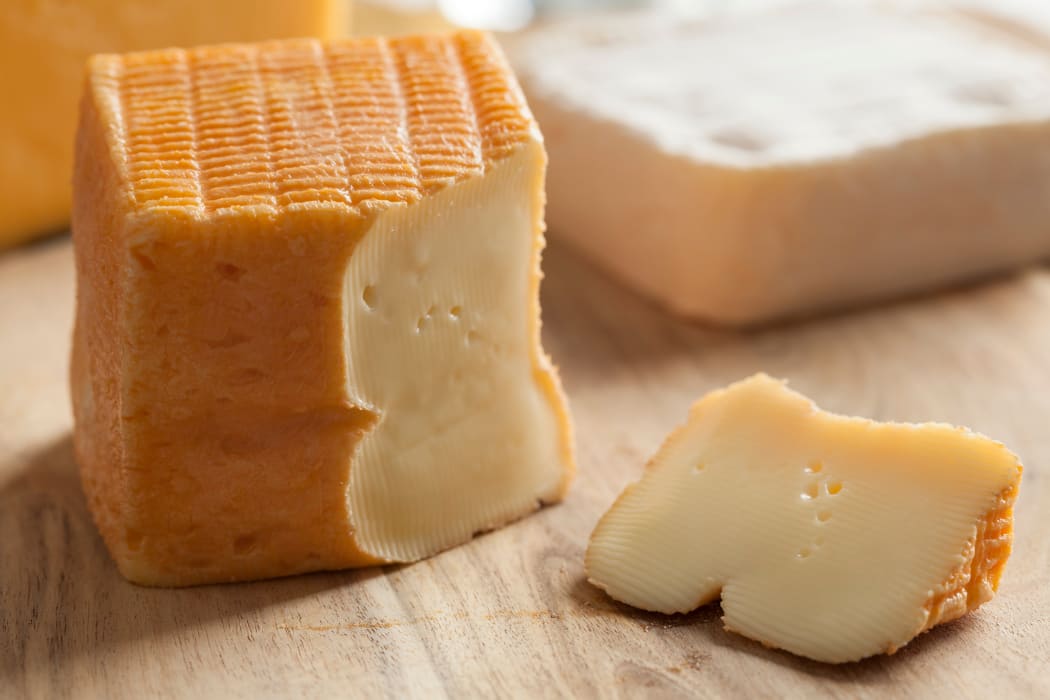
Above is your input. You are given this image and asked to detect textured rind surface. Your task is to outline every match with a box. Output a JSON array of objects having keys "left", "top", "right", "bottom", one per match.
[
  {"left": 585, "top": 374, "right": 1022, "bottom": 663},
  {"left": 511, "top": 3, "right": 1050, "bottom": 325},
  {"left": 0, "top": 0, "right": 349, "bottom": 249},
  {"left": 71, "top": 31, "right": 572, "bottom": 586},
  {"left": 919, "top": 482, "right": 1016, "bottom": 635},
  {"left": 89, "top": 32, "right": 540, "bottom": 221}
]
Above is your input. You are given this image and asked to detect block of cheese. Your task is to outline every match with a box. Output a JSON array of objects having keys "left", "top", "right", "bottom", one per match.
[
  {"left": 353, "top": 0, "right": 452, "bottom": 36},
  {"left": 511, "top": 3, "right": 1050, "bottom": 324},
  {"left": 71, "top": 32, "right": 575, "bottom": 586},
  {"left": 586, "top": 374, "right": 1021, "bottom": 663},
  {"left": 0, "top": 0, "right": 349, "bottom": 250}
]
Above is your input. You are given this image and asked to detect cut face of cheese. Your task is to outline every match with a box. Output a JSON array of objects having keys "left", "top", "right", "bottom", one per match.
[
  {"left": 586, "top": 375, "right": 1021, "bottom": 663},
  {"left": 0, "top": 0, "right": 349, "bottom": 250},
  {"left": 510, "top": 3, "right": 1050, "bottom": 324},
  {"left": 71, "top": 32, "right": 574, "bottom": 586},
  {"left": 344, "top": 151, "right": 566, "bottom": 562}
]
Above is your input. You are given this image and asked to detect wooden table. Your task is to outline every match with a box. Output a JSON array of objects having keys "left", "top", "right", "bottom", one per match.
[{"left": 2, "top": 236, "right": 1048, "bottom": 698}]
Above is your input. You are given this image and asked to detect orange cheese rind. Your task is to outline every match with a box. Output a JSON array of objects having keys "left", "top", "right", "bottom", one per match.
[
  {"left": 87, "top": 31, "right": 542, "bottom": 224},
  {"left": 585, "top": 374, "right": 1021, "bottom": 663}
]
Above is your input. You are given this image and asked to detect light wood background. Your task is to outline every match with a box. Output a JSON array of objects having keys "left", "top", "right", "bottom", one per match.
[{"left": 2, "top": 236, "right": 1048, "bottom": 699}]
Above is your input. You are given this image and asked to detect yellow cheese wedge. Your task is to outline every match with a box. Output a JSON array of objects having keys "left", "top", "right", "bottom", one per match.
[
  {"left": 511, "top": 2, "right": 1050, "bottom": 324},
  {"left": 71, "top": 31, "right": 575, "bottom": 586},
  {"left": 0, "top": 0, "right": 349, "bottom": 250},
  {"left": 586, "top": 375, "right": 1021, "bottom": 663}
]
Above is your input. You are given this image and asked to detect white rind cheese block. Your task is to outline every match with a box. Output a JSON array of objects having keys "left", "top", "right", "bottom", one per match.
[
  {"left": 512, "top": 3, "right": 1050, "bottom": 324},
  {"left": 586, "top": 374, "right": 1022, "bottom": 663}
]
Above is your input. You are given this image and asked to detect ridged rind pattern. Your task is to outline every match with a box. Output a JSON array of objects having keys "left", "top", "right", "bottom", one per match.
[{"left": 89, "top": 32, "right": 539, "bottom": 220}]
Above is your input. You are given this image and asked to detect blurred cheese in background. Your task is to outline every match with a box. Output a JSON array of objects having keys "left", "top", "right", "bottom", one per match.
[
  {"left": 938, "top": 0, "right": 1050, "bottom": 40},
  {"left": 0, "top": 0, "right": 348, "bottom": 250},
  {"left": 350, "top": 0, "right": 540, "bottom": 35},
  {"left": 352, "top": 0, "right": 452, "bottom": 35},
  {"left": 511, "top": 1, "right": 1050, "bottom": 324}
]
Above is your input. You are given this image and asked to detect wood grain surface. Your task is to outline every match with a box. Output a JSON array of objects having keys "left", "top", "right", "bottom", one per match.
[{"left": 2, "top": 236, "right": 1048, "bottom": 699}]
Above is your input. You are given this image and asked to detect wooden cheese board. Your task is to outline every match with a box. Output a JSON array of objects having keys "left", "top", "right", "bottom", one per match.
[{"left": 2, "top": 235, "right": 1048, "bottom": 698}]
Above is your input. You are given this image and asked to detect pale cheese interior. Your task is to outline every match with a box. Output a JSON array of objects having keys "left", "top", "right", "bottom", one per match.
[
  {"left": 587, "top": 375, "right": 1020, "bottom": 663},
  {"left": 344, "top": 145, "right": 564, "bottom": 562}
]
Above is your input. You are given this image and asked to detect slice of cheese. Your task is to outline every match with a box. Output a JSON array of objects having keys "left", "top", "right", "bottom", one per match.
[
  {"left": 510, "top": 3, "right": 1050, "bottom": 324},
  {"left": 586, "top": 374, "right": 1021, "bottom": 663},
  {"left": 0, "top": 0, "right": 349, "bottom": 250},
  {"left": 71, "top": 31, "right": 575, "bottom": 586}
]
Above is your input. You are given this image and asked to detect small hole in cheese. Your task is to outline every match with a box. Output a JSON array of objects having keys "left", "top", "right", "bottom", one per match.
[
  {"left": 362, "top": 285, "right": 378, "bottom": 310},
  {"left": 216, "top": 262, "right": 246, "bottom": 281},
  {"left": 233, "top": 534, "right": 258, "bottom": 554},
  {"left": 130, "top": 247, "right": 157, "bottom": 271},
  {"left": 449, "top": 305, "right": 462, "bottom": 319},
  {"left": 231, "top": 368, "right": 266, "bottom": 385},
  {"left": 805, "top": 460, "right": 823, "bottom": 474},
  {"left": 797, "top": 548, "right": 811, "bottom": 559},
  {"left": 817, "top": 510, "right": 832, "bottom": 523},
  {"left": 952, "top": 82, "right": 1013, "bottom": 108},
  {"left": 802, "top": 482, "right": 819, "bottom": 500},
  {"left": 709, "top": 128, "right": 767, "bottom": 152},
  {"left": 126, "top": 528, "right": 144, "bottom": 552},
  {"left": 205, "top": 331, "right": 250, "bottom": 349},
  {"left": 827, "top": 481, "right": 843, "bottom": 495},
  {"left": 693, "top": 463, "right": 705, "bottom": 473}
]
